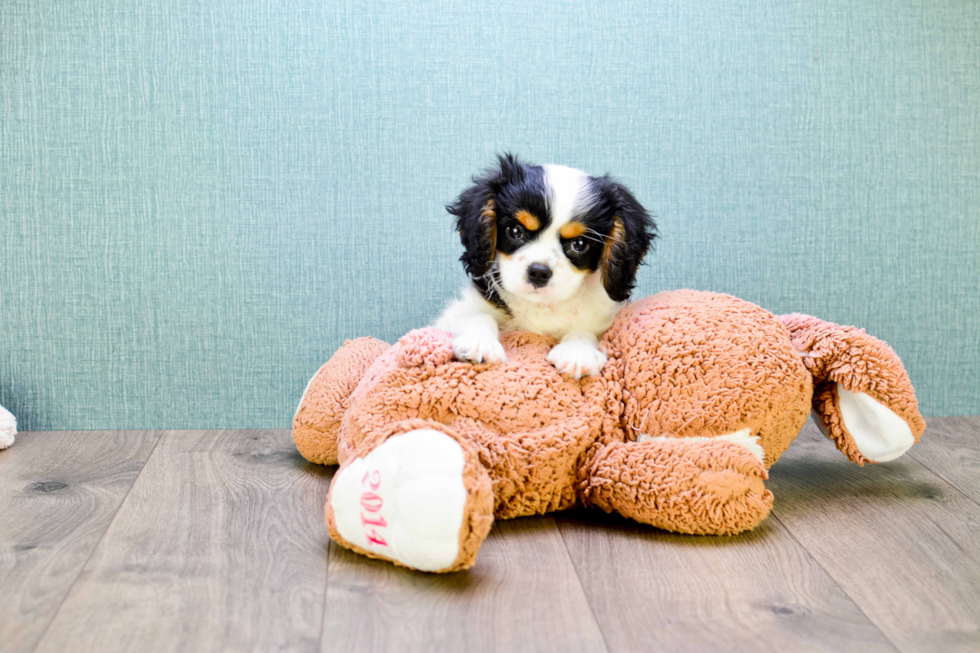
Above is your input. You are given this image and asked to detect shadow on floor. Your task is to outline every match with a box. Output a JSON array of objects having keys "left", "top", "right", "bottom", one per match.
[
  {"left": 554, "top": 507, "right": 779, "bottom": 548},
  {"left": 767, "top": 457, "right": 949, "bottom": 517}
]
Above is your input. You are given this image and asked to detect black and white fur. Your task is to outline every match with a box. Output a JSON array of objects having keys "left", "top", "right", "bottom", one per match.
[{"left": 435, "top": 154, "right": 656, "bottom": 379}]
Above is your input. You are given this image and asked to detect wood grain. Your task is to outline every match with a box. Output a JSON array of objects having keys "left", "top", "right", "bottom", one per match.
[
  {"left": 321, "top": 515, "right": 608, "bottom": 653},
  {"left": 556, "top": 509, "right": 895, "bottom": 653},
  {"left": 4, "top": 420, "right": 979, "bottom": 652},
  {"left": 0, "top": 430, "right": 161, "bottom": 653},
  {"left": 768, "top": 420, "right": 980, "bottom": 652},
  {"left": 907, "top": 416, "right": 980, "bottom": 505},
  {"left": 33, "top": 429, "right": 332, "bottom": 653}
]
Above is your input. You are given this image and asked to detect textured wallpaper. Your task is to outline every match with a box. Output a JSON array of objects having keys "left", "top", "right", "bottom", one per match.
[{"left": 1, "top": 0, "right": 978, "bottom": 430}]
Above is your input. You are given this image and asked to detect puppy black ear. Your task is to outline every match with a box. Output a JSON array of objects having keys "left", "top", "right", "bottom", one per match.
[
  {"left": 447, "top": 153, "right": 527, "bottom": 280},
  {"left": 597, "top": 179, "right": 657, "bottom": 302}
]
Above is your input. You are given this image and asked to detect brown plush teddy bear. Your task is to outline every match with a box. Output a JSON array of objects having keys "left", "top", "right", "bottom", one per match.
[{"left": 293, "top": 290, "right": 925, "bottom": 573}]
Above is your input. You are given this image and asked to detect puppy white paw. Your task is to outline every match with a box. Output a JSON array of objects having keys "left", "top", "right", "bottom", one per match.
[
  {"left": 452, "top": 332, "right": 507, "bottom": 364},
  {"left": 547, "top": 340, "right": 607, "bottom": 379}
]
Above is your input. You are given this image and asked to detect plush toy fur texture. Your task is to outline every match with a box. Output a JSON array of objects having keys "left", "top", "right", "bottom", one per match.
[
  {"left": 294, "top": 290, "right": 925, "bottom": 573},
  {"left": 0, "top": 404, "right": 16, "bottom": 449}
]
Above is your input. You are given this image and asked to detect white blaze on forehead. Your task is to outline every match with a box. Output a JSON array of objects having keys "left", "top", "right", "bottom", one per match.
[
  {"left": 518, "top": 164, "right": 594, "bottom": 267},
  {"left": 542, "top": 164, "right": 593, "bottom": 228}
]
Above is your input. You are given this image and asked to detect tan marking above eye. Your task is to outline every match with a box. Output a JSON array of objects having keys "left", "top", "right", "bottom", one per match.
[
  {"left": 514, "top": 210, "right": 540, "bottom": 231},
  {"left": 559, "top": 222, "right": 588, "bottom": 239}
]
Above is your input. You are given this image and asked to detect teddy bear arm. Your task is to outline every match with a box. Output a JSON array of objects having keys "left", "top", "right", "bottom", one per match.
[
  {"left": 581, "top": 439, "right": 773, "bottom": 535},
  {"left": 780, "top": 313, "right": 926, "bottom": 465}
]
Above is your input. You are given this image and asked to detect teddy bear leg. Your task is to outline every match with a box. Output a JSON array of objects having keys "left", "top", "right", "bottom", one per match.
[
  {"left": 292, "top": 337, "right": 390, "bottom": 465},
  {"left": 325, "top": 423, "right": 494, "bottom": 573},
  {"left": 583, "top": 436, "right": 773, "bottom": 535}
]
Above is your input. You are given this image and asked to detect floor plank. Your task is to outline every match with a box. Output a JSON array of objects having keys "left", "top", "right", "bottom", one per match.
[
  {"left": 322, "top": 515, "right": 608, "bottom": 653},
  {"left": 556, "top": 509, "right": 895, "bottom": 653},
  {"left": 768, "top": 420, "right": 980, "bottom": 652},
  {"left": 0, "top": 430, "right": 161, "bottom": 653},
  {"left": 5, "top": 420, "right": 979, "bottom": 652},
  {"left": 907, "top": 416, "right": 980, "bottom": 505},
  {"left": 33, "top": 429, "right": 332, "bottom": 653}
]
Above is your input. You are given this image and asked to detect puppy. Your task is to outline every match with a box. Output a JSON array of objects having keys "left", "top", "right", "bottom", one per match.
[{"left": 435, "top": 154, "right": 656, "bottom": 379}]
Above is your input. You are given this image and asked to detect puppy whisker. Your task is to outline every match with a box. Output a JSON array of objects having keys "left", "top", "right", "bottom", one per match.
[{"left": 585, "top": 228, "right": 625, "bottom": 246}]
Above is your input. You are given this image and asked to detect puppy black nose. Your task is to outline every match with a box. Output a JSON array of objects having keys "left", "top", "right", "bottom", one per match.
[{"left": 526, "top": 263, "right": 553, "bottom": 288}]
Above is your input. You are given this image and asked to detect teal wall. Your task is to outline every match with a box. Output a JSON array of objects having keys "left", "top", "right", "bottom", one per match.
[{"left": 2, "top": 0, "right": 978, "bottom": 430}]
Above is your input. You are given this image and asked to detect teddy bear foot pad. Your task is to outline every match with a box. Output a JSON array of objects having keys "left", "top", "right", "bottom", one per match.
[
  {"left": 814, "top": 384, "right": 915, "bottom": 463},
  {"left": 328, "top": 429, "right": 473, "bottom": 572}
]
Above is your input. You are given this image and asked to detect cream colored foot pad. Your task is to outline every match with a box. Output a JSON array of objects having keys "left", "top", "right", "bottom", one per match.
[
  {"left": 330, "top": 429, "right": 467, "bottom": 571},
  {"left": 637, "top": 428, "right": 764, "bottom": 463},
  {"left": 837, "top": 385, "right": 914, "bottom": 462}
]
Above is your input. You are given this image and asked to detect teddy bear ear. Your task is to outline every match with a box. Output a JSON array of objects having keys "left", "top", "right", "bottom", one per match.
[{"left": 293, "top": 337, "right": 390, "bottom": 465}]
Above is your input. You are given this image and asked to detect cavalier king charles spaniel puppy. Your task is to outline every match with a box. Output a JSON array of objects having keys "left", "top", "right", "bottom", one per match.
[{"left": 435, "top": 154, "right": 657, "bottom": 379}]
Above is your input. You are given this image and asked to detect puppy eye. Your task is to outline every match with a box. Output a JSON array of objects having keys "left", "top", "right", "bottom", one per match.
[
  {"left": 570, "top": 237, "right": 589, "bottom": 253},
  {"left": 506, "top": 225, "right": 526, "bottom": 242}
]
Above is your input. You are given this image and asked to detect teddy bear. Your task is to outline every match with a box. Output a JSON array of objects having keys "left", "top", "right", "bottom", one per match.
[
  {"left": 293, "top": 290, "right": 925, "bottom": 573},
  {"left": 0, "top": 404, "right": 16, "bottom": 449}
]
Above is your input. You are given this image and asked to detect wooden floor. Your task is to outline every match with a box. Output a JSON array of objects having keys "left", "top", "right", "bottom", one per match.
[{"left": 2, "top": 418, "right": 978, "bottom": 653}]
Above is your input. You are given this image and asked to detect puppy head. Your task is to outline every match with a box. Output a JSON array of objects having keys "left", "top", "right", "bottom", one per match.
[{"left": 448, "top": 153, "right": 657, "bottom": 305}]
